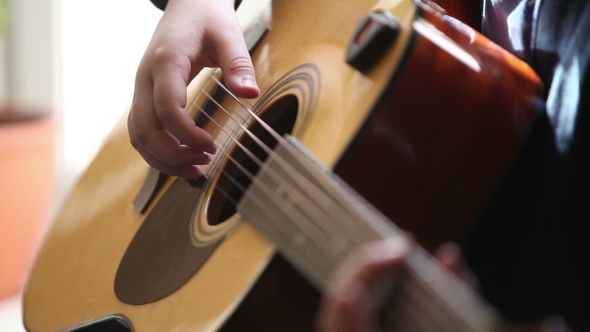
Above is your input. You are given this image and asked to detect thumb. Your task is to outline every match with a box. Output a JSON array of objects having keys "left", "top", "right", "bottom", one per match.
[{"left": 213, "top": 19, "right": 260, "bottom": 99}]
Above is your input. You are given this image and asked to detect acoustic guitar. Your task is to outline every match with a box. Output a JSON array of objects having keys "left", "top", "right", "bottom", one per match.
[{"left": 23, "top": 0, "right": 542, "bottom": 330}]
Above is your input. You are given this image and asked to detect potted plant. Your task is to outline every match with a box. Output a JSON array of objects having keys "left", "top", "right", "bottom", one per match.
[{"left": 0, "top": 0, "right": 57, "bottom": 299}]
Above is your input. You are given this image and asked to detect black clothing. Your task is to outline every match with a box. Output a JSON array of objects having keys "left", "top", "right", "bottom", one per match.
[
  {"left": 148, "top": 0, "right": 242, "bottom": 11},
  {"left": 465, "top": 0, "right": 590, "bottom": 330},
  {"left": 150, "top": 0, "right": 167, "bottom": 11}
]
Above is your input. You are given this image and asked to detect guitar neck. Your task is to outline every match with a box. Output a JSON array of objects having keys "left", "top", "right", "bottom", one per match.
[{"left": 237, "top": 135, "right": 501, "bottom": 332}]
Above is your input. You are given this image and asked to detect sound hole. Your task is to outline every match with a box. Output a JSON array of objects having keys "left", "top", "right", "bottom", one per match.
[{"left": 207, "top": 95, "right": 299, "bottom": 226}]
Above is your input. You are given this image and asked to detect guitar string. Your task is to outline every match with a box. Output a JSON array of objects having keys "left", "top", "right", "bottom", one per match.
[
  {"left": 196, "top": 72, "right": 380, "bottom": 247},
  {"left": 198, "top": 72, "right": 428, "bottom": 272},
  {"left": 190, "top": 80, "right": 381, "bottom": 261},
  {"left": 193, "top": 102, "right": 347, "bottom": 275},
  {"left": 188, "top": 83, "right": 416, "bottom": 304},
  {"left": 195, "top": 78, "right": 454, "bottom": 331},
  {"left": 189, "top": 71, "right": 387, "bottom": 269},
  {"left": 205, "top": 74, "right": 386, "bottom": 247},
  {"left": 195, "top": 70, "right": 363, "bottom": 238},
  {"left": 182, "top": 71, "right": 337, "bottom": 276},
  {"left": 205, "top": 149, "right": 336, "bottom": 280},
  {"left": 198, "top": 89, "right": 364, "bottom": 241},
  {"left": 184, "top": 72, "right": 468, "bottom": 331}
]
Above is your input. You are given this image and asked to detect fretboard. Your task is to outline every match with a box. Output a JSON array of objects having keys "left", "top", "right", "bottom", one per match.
[{"left": 237, "top": 135, "right": 501, "bottom": 332}]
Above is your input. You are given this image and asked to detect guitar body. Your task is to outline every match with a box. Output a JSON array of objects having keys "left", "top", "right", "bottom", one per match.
[{"left": 23, "top": 0, "right": 541, "bottom": 331}]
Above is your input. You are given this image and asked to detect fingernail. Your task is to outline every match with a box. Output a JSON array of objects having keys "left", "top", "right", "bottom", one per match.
[{"left": 241, "top": 77, "right": 258, "bottom": 88}]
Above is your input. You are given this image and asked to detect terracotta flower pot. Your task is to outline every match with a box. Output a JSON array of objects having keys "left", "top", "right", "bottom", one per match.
[{"left": 0, "top": 114, "right": 57, "bottom": 299}]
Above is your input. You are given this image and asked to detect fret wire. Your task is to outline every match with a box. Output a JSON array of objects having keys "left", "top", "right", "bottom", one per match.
[
  {"left": 201, "top": 138, "right": 337, "bottom": 285},
  {"left": 245, "top": 182, "right": 336, "bottom": 285},
  {"left": 273, "top": 141, "right": 386, "bottom": 245},
  {"left": 249, "top": 177, "right": 341, "bottom": 282},
  {"left": 211, "top": 168, "right": 336, "bottom": 284}
]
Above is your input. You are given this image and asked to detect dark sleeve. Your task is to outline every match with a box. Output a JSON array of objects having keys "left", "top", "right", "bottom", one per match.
[
  {"left": 150, "top": 0, "right": 167, "bottom": 10},
  {"left": 149, "top": 0, "right": 242, "bottom": 11}
]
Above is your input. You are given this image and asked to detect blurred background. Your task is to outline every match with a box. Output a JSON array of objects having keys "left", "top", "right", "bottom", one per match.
[{"left": 0, "top": 0, "right": 162, "bottom": 330}]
